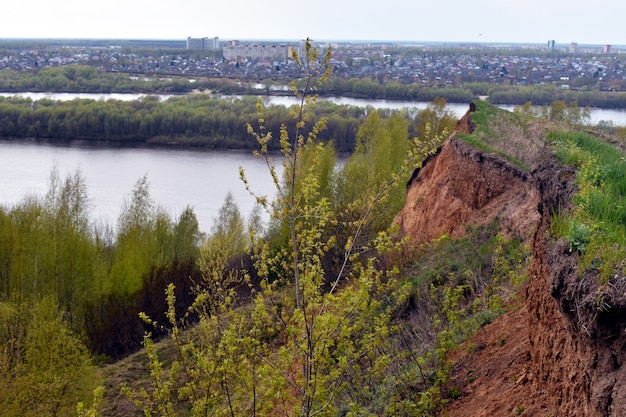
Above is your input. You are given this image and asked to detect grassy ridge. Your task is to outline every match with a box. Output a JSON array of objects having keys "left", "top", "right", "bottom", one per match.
[
  {"left": 456, "top": 100, "right": 545, "bottom": 170},
  {"left": 549, "top": 130, "right": 626, "bottom": 283},
  {"left": 466, "top": 99, "right": 626, "bottom": 285}
]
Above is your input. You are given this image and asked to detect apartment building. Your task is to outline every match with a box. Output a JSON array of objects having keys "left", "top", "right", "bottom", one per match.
[
  {"left": 187, "top": 37, "right": 220, "bottom": 50},
  {"left": 223, "top": 40, "right": 302, "bottom": 61}
]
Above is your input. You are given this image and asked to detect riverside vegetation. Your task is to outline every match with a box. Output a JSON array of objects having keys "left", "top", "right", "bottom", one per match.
[
  {"left": 0, "top": 90, "right": 456, "bottom": 153},
  {"left": 1, "top": 39, "right": 624, "bottom": 416}
]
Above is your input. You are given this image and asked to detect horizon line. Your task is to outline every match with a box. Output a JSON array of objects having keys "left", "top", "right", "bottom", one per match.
[{"left": 0, "top": 37, "right": 622, "bottom": 48}]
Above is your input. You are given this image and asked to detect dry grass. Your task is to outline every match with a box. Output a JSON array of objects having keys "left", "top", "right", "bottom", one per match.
[
  {"left": 477, "top": 115, "right": 548, "bottom": 167},
  {"left": 457, "top": 100, "right": 557, "bottom": 170},
  {"left": 96, "top": 336, "right": 179, "bottom": 416}
]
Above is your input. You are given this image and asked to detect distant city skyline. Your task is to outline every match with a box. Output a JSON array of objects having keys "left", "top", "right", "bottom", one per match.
[{"left": 3, "top": 0, "right": 625, "bottom": 46}]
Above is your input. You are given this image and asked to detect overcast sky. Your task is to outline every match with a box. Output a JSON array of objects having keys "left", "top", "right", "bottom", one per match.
[{"left": 3, "top": 0, "right": 624, "bottom": 46}]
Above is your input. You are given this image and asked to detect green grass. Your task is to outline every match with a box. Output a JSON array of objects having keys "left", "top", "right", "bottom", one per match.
[
  {"left": 393, "top": 220, "right": 529, "bottom": 411},
  {"left": 94, "top": 100, "right": 626, "bottom": 415},
  {"left": 468, "top": 99, "right": 512, "bottom": 132},
  {"left": 95, "top": 102, "right": 550, "bottom": 416},
  {"left": 548, "top": 130, "right": 626, "bottom": 283},
  {"left": 404, "top": 220, "right": 529, "bottom": 335},
  {"left": 462, "top": 101, "right": 626, "bottom": 284}
]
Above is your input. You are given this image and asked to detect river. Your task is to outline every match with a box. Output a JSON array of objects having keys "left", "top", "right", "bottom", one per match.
[
  {"left": 0, "top": 140, "right": 276, "bottom": 234},
  {"left": 0, "top": 92, "right": 470, "bottom": 235}
]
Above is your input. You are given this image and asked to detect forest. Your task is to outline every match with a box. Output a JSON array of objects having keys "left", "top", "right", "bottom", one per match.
[
  {"left": 0, "top": 111, "right": 453, "bottom": 415},
  {"left": 0, "top": 88, "right": 460, "bottom": 152},
  {"left": 0, "top": 63, "right": 475, "bottom": 101}
]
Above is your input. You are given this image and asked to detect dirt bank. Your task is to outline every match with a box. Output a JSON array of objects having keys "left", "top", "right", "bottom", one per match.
[{"left": 397, "top": 109, "right": 626, "bottom": 416}]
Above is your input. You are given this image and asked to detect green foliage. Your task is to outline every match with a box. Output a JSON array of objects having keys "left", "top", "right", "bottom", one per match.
[
  {"left": 459, "top": 99, "right": 544, "bottom": 169},
  {"left": 414, "top": 96, "right": 458, "bottom": 141},
  {"left": 514, "top": 100, "right": 591, "bottom": 126},
  {"left": 337, "top": 110, "right": 412, "bottom": 228},
  {"left": 1, "top": 38, "right": 566, "bottom": 417},
  {"left": 122, "top": 334, "right": 178, "bottom": 417},
  {"left": 567, "top": 220, "right": 592, "bottom": 253},
  {"left": 125, "top": 190, "right": 257, "bottom": 415},
  {"left": 548, "top": 130, "right": 626, "bottom": 282},
  {"left": 76, "top": 386, "right": 105, "bottom": 417},
  {"left": 126, "top": 38, "right": 453, "bottom": 417},
  {"left": 330, "top": 104, "right": 447, "bottom": 273},
  {"left": 1, "top": 167, "right": 97, "bottom": 328},
  {"left": 484, "top": 83, "right": 626, "bottom": 108},
  {"left": 0, "top": 296, "right": 97, "bottom": 417},
  {"left": 244, "top": 39, "right": 354, "bottom": 416},
  {"left": 208, "top": 191, "right": 249, "bottom": 255},
  {"left": 0, "top": 64, "right": 199, "bottom": 94},
  {"left": 0, "top": 166, "right": 202, "bottom": 359},
  {"left": 378, "top": 224, "right": 529, "bottom": 415},
  {"left": 44, "top": 168, "right": 96, "bottom": 327},
  {"left": 110, "top": 175, "right": 160, "bottom": 296},
  {"left": 0, "top": 92, "right": 421, "bottom": 153}
]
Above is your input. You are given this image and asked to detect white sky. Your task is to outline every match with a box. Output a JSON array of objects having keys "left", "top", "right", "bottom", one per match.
[{"left": 2, "top": 0, "right": 624, "bottom": 46}]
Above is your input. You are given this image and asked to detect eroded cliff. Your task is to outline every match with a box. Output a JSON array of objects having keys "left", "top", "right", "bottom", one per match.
[
  {"left": 394, "top": 137, "right": 540, "bottom": 246},
  {"left": 526, "top": 157, "right": 626, "bottom": 416},
  {"left": 397, "top": 108, "right": 626, "bottom": 416}
]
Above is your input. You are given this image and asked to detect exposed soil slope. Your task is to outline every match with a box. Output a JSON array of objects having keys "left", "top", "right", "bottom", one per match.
[
  {"left": 396, "top": 108, "right": 626, "bottom": 416},
  {"left": 523, "top": 157, "right": 626, "bottom": 417},
  {"left": 394, "top": 136, "right": 540, "bottom": 246}
]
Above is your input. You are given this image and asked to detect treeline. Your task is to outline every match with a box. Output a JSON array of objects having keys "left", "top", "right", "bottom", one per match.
[
  {"left": 0, "top": 65, "right": 197, "bottom": 94},
  {"left": 0, "top": 93, "right": 460, "bottom": 152},
  {"left": 0, "top": 171, "right": 205, "bottom": 415},
  {"left": 299, "top": 77, "right": 626, "bottom": 107},
  {"left": 310, "top": 76, "right": 475, "bottom": 102},
  {"left": 0, "top": 94, "right": 361, "bottom": 151},
  {"left": 468, "top": 82, "right": 626, "bottom": 108},
  {"left": 0, "top": 65, "right": 266, "bottom": 95},
  {"left": 0, "top": 172, "right": 203, "bottom": 359},
  {"left": 0, "top": 64, "right": 477, "bottom": 102}
]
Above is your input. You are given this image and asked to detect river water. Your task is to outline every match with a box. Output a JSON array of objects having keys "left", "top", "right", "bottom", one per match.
[
  {"left": 0, "top": 141, "right": 276, "bottom": 234},
  {"left": 1, "top": 91, "right": 626, "bottom": 234}
]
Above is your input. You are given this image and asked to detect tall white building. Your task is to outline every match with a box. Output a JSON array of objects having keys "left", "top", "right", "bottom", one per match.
[{"left": 187, "top": 37, "right": 220, "bottom": 50}]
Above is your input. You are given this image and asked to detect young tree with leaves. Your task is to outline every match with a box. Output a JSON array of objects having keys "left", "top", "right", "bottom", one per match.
[
  {"left": 131, "top": 38, "right": 445, "bottom": 417},
  {"left": 0, "top": 296, "right": 96, "bottom": 417},
  {"left": 242, "top": 38, "right": 444, "bottom": 416}
]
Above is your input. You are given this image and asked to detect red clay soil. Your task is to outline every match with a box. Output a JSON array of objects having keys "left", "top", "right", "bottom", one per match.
[
  {"left": 397, "top": 113, "right": 626, "bottom": 416},
  {"left": 444, "top": 304, "right": 556, "bottom": 416},
  {"left": 442, "top": 157, "right": 625, "bottom": 416},
  {"left": 394, "top": 136, "right": 540, "bottom": 247},
  {"left": 395, "top": 132, "right": 555, "bottom": 416}
]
